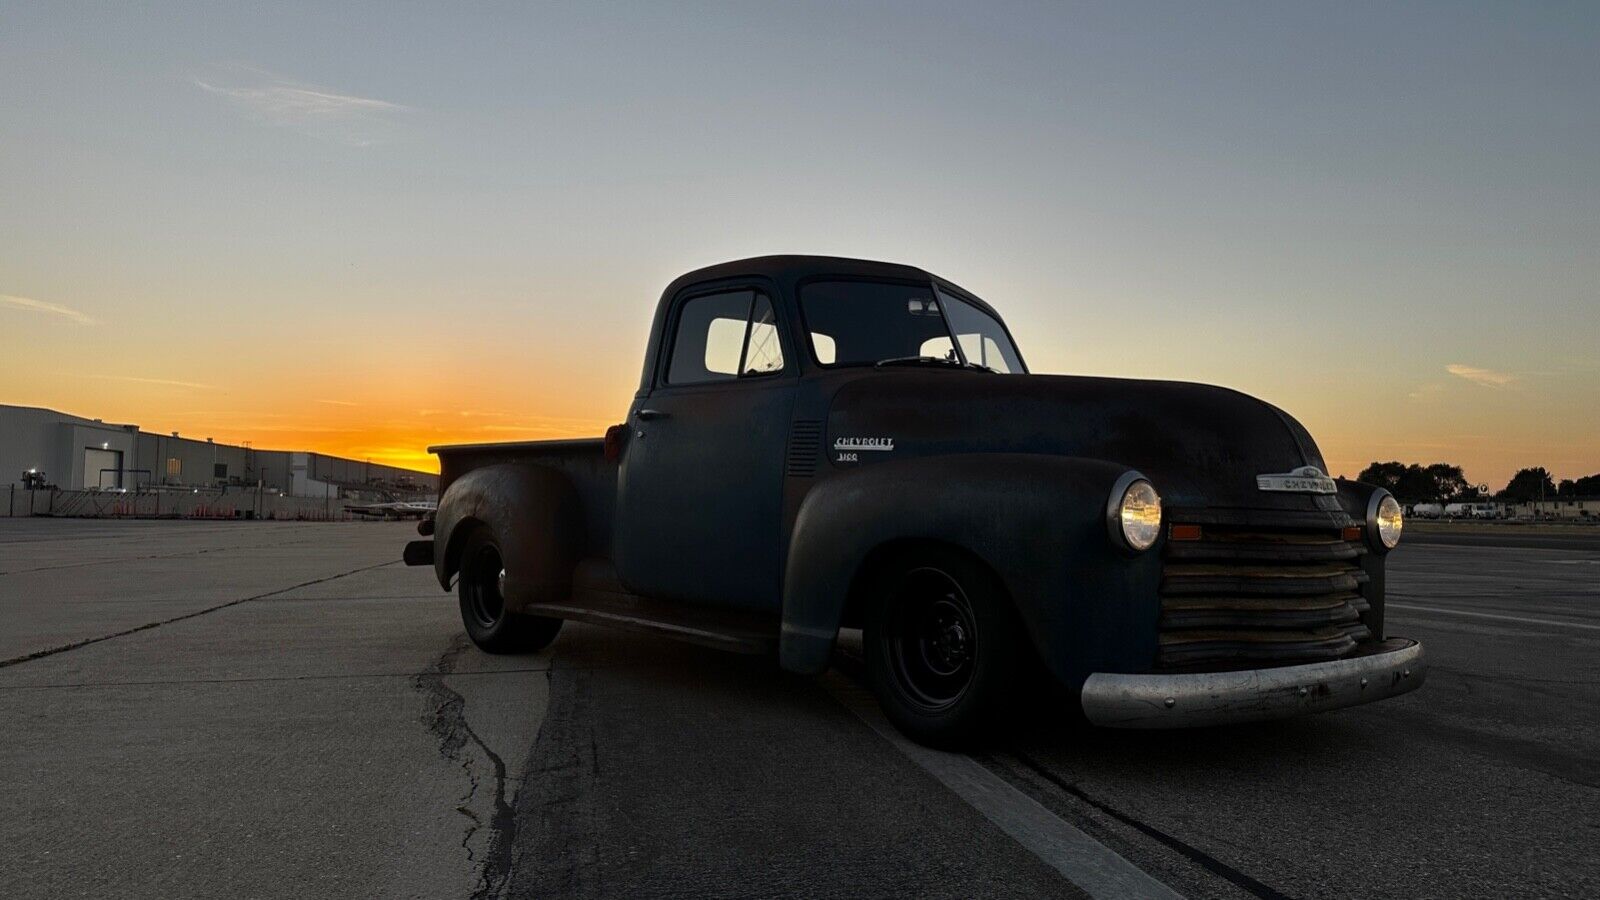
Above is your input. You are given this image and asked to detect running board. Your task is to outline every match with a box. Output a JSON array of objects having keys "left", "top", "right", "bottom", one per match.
[{"left": 523, "top": 558, "right": 778, "bottom": 655}]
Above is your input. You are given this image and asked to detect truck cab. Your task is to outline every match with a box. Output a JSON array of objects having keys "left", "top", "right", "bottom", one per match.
[{"left": 409, "top": 256, "right": 1425, "bottom": 747}]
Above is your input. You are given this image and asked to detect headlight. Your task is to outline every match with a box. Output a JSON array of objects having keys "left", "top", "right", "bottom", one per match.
[
  {"left": 1368, "top": 490, "right": 1403, "bottom": 551},
  {"left": 1108, "top": 472, "right": 1162, "bottom": 553}
]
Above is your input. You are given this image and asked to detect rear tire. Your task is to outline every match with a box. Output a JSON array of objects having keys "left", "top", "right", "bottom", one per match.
[
  {"left": 456, "top": 525, "right": 563, "bottom": 654},
  {"left": 864, "top": 549, "right": 1022, "bottom": 748}
]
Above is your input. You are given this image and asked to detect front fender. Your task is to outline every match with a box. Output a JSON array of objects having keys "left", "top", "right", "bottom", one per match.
[
  {"left": 433, "top": 463, "right": 583, "bottom": 611},
  {"left": 780, "top": 453, "right": 1164, "bottom": 685}
]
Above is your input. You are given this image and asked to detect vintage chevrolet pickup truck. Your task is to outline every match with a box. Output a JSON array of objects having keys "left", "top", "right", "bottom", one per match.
[{"left": 404, "top": 256, "right": 1425, "bottom": 746}]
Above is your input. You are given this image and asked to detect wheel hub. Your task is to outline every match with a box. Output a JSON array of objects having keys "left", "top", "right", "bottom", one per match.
[
  {"left": 925, "top": 601, "right": 972, "bottom": 673},
  {"left": 884, "top": 568, "right": 979, "bottom": 711}
]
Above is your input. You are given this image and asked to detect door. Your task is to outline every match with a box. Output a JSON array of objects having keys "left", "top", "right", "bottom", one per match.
[
  {"left": 615, "top": 287, "right": 795, "bottom": 611},
  {"left": 84, "top": 448, "right": 122, "bottom": 489}
]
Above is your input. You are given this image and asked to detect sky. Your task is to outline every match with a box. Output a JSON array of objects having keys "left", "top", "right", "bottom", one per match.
[{"left": 1, "top": 2, "right": 1596, "bottom": 485}]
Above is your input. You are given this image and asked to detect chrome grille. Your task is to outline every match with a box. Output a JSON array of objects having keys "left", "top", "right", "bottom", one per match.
[{"left": 1158, "top": 525, "right": 1371, "bottom": 669}]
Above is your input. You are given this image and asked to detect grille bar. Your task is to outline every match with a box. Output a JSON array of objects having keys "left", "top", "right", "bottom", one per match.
[
  {"left": 1161, "top": 593, "right": 1364, "bottom": 630},
  {"left": 1164, "top": 535, "right": 1362, "bottom": 564},
  {"left": 1162, "top": 563, "right": 1367, "bottom": 596}
]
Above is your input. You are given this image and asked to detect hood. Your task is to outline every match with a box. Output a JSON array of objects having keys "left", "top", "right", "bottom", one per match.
[{"left": 824, "top": 370, "right": 1346, "bottom": 516}]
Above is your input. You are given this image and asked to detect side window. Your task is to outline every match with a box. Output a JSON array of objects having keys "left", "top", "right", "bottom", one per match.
[
  {"left": 668, "top": 291, "right": 751, "bottom": 384},
  {"left": 810, "top": 332, "right": 836, "bottom": 365},
  {"left": 742, "top": 295, "right": 784, "bottom": 376},
  {"left": 665, "top": 290, "right": 786, "bottom": 385}
]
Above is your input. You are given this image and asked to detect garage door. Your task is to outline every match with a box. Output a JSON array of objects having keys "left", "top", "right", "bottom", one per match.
[{"left": 84, "top": 448, "right": 122, "bottom": 489}]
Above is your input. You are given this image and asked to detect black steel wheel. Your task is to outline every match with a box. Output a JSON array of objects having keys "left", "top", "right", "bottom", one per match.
[
  {"left": 456, "top": 526, "right": 563, "bottom": 654},
  {"left": 865, "top": 549, "right": 1022, "bottom": 747},
  {"left": 885, "top": 568, "right": 979, "bottom": 710}
]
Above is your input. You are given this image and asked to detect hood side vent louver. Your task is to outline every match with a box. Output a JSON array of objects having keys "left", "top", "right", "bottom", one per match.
[{"left": 786, "top": 420, "right": 823, "bottom": 477}]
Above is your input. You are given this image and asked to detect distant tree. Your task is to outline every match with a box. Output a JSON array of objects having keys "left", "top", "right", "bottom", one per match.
[
  {"left": 1357, "top": 461, "right": 1408, "bottom": 497},
  {"left": 1558, "top": 473, "right": 1600, "bottom": 497},
  {"left": 1357, "top": 461, "right": 1475, "bottom": 503},
  {"left": 1499, "top": 467, "right": 1557, "bottom": 502},
  {"left": 1423, "top": 463, "right": 1471, "bottom": 501}
]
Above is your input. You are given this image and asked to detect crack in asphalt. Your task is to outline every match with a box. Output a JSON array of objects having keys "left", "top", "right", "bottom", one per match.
[
  {"left": 0, "top": 559, "right": 402, "bottom": 669},
  {"left": 1009, "top": 749, "right": 1297, "bottom": 900},
  {"left": 414, "top": 636, "right": 519, "bottom": 900}
]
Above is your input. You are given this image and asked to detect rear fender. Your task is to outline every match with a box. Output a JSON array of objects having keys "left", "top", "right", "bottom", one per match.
[
  {"left": 433, "top": 463, "right": 584, "bottom": 611},
  {"left": 780, "top": 453, "right": 1164, "bottom": 685}
]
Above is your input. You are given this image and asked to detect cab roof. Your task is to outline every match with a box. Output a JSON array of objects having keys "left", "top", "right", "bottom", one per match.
[
  {"left": 660, "top": 255, "right": 999, "bottom": 319},
  {"left": 663, "top": 255, "right": 935, "bottom": 295}
]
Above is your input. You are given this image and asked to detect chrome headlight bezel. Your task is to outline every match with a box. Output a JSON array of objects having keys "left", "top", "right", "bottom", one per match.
[
  {"left": 1366, "top": 489, "right": 1403, "bottom": 552},
  {"left": 1107, "top": 471, "right": 1162, "bottom": 554}
]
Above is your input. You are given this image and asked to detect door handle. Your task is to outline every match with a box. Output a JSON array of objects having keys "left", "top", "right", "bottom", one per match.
[{"left": 635, "top": 408, "right": 668, "bottom": 420}]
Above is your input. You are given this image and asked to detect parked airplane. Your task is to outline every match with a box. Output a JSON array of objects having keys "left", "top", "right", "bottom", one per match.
[{"left": 347, "top": 501, "right": 437, "bottom": 520}]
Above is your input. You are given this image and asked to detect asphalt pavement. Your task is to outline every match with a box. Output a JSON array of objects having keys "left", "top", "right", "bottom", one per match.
[{"left": 1, "top": 519, "right": 1595, "bottom": 898}]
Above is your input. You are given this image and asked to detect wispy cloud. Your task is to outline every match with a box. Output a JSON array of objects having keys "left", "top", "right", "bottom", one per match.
[
  {"left": 0, "top": 294, "right": 97, "bottom": 325},
  {"left": 194, "top": 64, "right": 411, "bottom": 146},
  {"left": 1446, "top": 363, "right": 1516, "bottom": 387},
  {"left": 315, "top": 399, "right": 359, "bottom": 407},
  {"left": 83, "top": 374, "right": 216, "bottom": 390}
]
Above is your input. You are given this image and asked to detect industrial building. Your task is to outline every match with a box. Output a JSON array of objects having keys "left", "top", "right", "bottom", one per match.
[{"left": 1, "top": 403, "right": 437, "bottom": 498}]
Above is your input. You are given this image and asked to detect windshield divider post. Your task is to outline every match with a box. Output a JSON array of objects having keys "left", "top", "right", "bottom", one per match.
[{"left": 931, "top": 280, "right": 969, "bottom": 367}]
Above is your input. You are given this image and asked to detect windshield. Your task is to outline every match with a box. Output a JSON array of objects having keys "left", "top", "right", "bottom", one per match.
[
  {"left": 931, "top": 288, "right": 1026, "bottom": 373},
  {"left": 799, "top": 280, "right": 1025, "bottom": 372}
]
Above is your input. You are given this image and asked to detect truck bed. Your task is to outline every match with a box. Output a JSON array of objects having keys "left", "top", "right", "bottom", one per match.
[
  {"left": 431, "top": 437, "right": 617, "bottom": 559},
  {"left": 430, "top": 439, "right": 780, "bottom": 652}
]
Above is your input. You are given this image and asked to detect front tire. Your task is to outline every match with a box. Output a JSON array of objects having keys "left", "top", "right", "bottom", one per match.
[
  {"left": 864, "top": 550, "right": 1022, "bottom": 748},
  {"left": 457, "top": 526, "right": 563, "bottom": 654}
]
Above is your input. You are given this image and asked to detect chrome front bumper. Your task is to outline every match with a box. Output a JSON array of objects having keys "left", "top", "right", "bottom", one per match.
[{"left": 1080, "top": 638, "right": 1426, "bottom": 729}]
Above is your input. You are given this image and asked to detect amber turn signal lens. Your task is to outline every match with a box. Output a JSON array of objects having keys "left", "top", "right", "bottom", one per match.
[
  {"left": 1342, "top": 526, "right": 1363, "bottom": 542},
  {"left": 1169, "top": 524, "right": 1203, "bottom": 542}
]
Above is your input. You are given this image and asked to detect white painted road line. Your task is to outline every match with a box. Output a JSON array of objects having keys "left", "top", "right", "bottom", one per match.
[
  {"left": 1388, "top": 602, "right": 1600, "bottom": 632},
  {"left": 821, "top": 672, "right": 1184, "bottom": 900}
]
